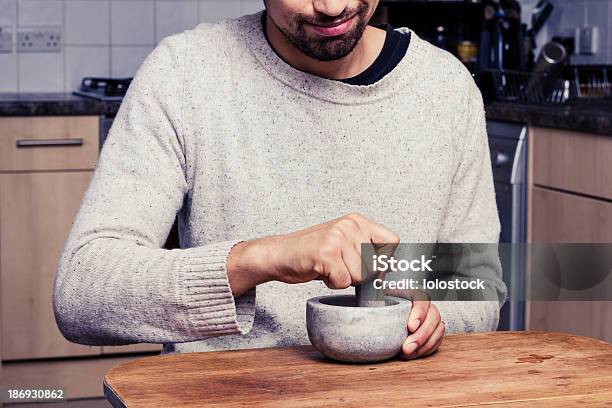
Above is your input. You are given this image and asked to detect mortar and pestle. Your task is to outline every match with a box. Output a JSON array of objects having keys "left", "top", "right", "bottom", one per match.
[{"left": 306, "top": 273, "right": 412, "bottom": 363}]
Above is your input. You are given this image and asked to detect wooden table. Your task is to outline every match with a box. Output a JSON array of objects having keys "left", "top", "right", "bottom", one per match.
[{"left": 104, "top": 331, "right": 612, "bottom": 407}]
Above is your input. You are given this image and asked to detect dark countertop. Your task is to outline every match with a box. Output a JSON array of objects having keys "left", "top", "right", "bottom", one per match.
[
  {"left": 1, "top": 92, "right": 611, "bottom": 136},
  {"left": 0, "top": 93, "right": 121, "bottom": 117},
  {"left": 485, "top": 100, "right": 612, "bottom": 136}
]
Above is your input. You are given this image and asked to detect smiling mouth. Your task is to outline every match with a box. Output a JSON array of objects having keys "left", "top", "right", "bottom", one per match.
[{"left": 308, "top": 14, "right": 358, "bottom": 37}]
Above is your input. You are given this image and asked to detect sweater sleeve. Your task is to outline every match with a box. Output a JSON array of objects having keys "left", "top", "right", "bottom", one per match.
[
  {"left": 53, "top": 32, "right": 256, "bottom": 346},
  {"left": 434, "top": 77, "right": 508, "bottom": 334}
]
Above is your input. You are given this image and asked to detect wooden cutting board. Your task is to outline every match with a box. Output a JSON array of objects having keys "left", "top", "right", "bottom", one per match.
[{"left": 104, "top": 331, "right": 612, "bottom": 407}]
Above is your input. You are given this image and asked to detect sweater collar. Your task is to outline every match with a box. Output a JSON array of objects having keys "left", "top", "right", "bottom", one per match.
[{"left": 241, "top": 11, "right": 431, "bottom": 105}]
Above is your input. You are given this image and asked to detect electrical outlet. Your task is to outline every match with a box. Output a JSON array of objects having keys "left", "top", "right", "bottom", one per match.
[
  {"left": 579, "top": 26, "right": 599, "bottom": 55},
  {"left": 17, "top": 27, "right": 61, "bottom": 53},
  {"left": 0, "top": 27, "right": 12, "bottom": 53}
]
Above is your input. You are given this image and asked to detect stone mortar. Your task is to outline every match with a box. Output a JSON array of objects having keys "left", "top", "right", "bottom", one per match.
[{"left": 306, "top": 295, "right": 412, "bottom": 363}]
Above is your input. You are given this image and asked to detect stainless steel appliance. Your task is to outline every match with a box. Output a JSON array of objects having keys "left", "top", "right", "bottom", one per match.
[
  {"left": 99, "top": 114, "right": 115, "bottom": 151},
  {"left": 487, "top": 120, "right": 527, "bottom": 331},
  {"left": 74, "top": 77, "right": 132, "bottom": 101}
]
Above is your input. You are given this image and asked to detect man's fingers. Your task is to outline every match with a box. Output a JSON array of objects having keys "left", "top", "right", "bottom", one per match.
[
  {"left": 348, "top": 213, "right": 400, "bottom": 247},
  {"left": 405, "top": 334, "right": 443, "bottom": 360},
  {"left": 415, "top": 320, "right": 445, "bottom": 358},
  {"left": 338, "top": 213, "right": 399, "bottom": 266},
  {"left": 341, "top": 243, "right": 364, "bottom": 284},
  {"left": 321, "top": 256, "right": 352, "bottom": 289},
  {"left": 402, "top": 303, "right": 439, "bottom": 357},
  {"left": 339, "top": 222, "right": 376, "bottom": 281},
  {"left": 407, "top": 299, "right": 431, "bottom": 332},
  {"left": 422, "top": 331, "right": 445, "bottom": 358}
]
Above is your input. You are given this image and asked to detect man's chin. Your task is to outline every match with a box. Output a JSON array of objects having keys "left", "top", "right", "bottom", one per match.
[{"left": 301, "top": 35, "right": 361, "bottom": 61}]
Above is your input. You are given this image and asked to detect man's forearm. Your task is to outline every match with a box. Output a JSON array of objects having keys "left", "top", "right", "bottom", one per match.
[{"left": 55, "top": 238, "right": 257, "bottom": 345}]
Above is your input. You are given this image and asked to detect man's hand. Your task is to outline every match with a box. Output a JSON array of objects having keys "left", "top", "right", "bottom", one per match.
[
  {"left": 384, "top": 289, "right": 445, "bottom": 359},
  {"left": 402, "top": 299, "right": 445, "bottom": 359},
  {"left": 226, "top": 213, "right": 399, "bottom": 296}
]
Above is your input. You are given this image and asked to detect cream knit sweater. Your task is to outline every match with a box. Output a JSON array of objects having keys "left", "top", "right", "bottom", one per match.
[{"left": 53, "top": 12, "right": 506, "bottom": 354}]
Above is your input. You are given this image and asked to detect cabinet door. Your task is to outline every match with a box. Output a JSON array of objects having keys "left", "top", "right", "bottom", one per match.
[
  {"left": 531, "top": 187, "right": 612, "bottom": 242},
  {"left": 0, "top": 172, "right": 100, "bottom": 359},
  {"left": 527, "top": 187, "right": 612, "bottom": 342},
  {"left": 532, "top": 127, "right": 612, "bottom": 200}
]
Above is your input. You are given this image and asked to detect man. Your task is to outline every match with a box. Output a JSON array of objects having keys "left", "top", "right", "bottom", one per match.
[{"left": 54, "top": 0, "right": 506, "bottom": 360}]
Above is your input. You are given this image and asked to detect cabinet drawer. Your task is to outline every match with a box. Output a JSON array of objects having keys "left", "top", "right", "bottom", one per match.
[
  {"left": 0, "top": 116, "right": 99, "bottom": 172},
  {"left": 532, "top": 127, "right": 612, "bottom": 200},
  {"left": 531, "top": 187, "right": 612, "bottom": 243}
]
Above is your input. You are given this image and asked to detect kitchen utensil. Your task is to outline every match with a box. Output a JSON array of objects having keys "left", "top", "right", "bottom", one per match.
[
  {"left": 525, "top": 41, "right": 567, "bottom": 101},
  {"left": 306, "top": 295, "right": 411, "bottom": 363},
  {"left": 525, "top": 0, "right": 554, "bottom": 68},
  {"left": 531, "top": 0, "right": 554, "bottom": 36}
]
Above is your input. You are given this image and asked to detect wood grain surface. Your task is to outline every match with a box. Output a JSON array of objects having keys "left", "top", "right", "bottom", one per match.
[
  {"left": 0, "top": 116, "right": 99, "bottom": 172},
  {"left": 104, "top": 331, "right": 612, "bottom": 407},
  {"left": 0, "top": 171, "right": 99, "bottom": 360},
  {"left": 531, "top": 126, "right": 612, "bottom": 201}
]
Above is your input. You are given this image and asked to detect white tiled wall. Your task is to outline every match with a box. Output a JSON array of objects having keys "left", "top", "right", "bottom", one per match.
[{"left": 0, "top": 0, "right": 264, "bottom": 93}]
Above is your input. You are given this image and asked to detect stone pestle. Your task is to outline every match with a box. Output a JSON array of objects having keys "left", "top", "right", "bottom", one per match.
[{"left": 355, "top": 271, "right": 386, "bottom": 307}]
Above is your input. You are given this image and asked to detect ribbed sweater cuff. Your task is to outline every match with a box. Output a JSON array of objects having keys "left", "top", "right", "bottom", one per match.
[{"left": 179, "top": 240, "right": 256, "bottom": 338}]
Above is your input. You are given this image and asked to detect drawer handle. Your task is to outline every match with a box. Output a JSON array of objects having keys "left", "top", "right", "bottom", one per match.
[{"left": 16, "top": 138, "right": 84, "bottom": 148}]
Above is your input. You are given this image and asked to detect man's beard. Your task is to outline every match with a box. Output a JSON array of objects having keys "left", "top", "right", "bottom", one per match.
[{"left": 272, "top": 2, "right": 370, "bottom": 62}]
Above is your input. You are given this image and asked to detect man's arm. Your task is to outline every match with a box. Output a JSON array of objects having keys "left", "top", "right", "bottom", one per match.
[
  {"left": 53, "top": 33, "right": 257, "bottom": 346},
  {"left": 434, "top": 75, "right": 508, "bottom": 333}
]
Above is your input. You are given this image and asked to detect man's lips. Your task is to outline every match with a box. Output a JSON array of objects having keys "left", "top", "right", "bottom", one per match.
[{"left": 308, "top": 14, "right": 357, "bottom": 37}]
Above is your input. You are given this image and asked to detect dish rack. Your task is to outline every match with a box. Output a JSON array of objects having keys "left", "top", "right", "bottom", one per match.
[{"left": 481, "top": 66, "right": 612, "bottom": 105}]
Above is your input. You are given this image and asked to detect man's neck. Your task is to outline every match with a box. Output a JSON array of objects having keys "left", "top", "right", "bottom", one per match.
[{"left": 264, "top": 13, "right": 386, "bottom": 80}]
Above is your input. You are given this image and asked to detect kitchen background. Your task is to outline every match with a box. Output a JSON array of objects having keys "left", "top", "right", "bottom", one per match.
[
  {"left": 0, "top": 0, "right": 611, "bottom": 406},
  {"left": 0, "top": 0, "right": 611, "bottom": 92}
]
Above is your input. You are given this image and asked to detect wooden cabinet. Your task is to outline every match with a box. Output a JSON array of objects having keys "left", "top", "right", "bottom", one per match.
[
  {"left": 531, "top": 187, "right": 612, "bottom": 243},
  {"left": 0, "top": 116, "right": 160, "bottom": 361},
  {"left": 532, "top": 127, "right": 612, "bottom": 200},
  {"left": 527, "top": 127, "right": 612, "bottom": 342},
  {"left": 0, "top": 172, "right": 100, "bottom": 359},
  {"left": 0, "top": 116, "right": 99, "bottom": 172}
]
